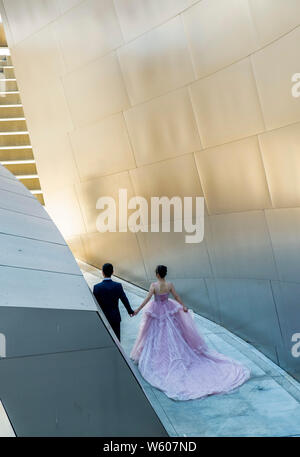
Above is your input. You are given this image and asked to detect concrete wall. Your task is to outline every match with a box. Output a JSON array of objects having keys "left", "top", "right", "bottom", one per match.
[{"left": 0, "top": 0, "right": 299, "bottom": 380}]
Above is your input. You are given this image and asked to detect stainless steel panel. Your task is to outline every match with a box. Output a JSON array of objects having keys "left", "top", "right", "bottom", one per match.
[
  {"left": 76, "top": 170, "right": 135, "bottom": 233},
  {"left": 190, "top": 58, "right": 264, "bottom": 148},
  {"left": 124, "top": 88, "right": 201, "bottom": 167},
  {"left": 137, "top": 227, "right": 212, "bottom": 280},
  {"left": 266, "top": 208, "right": 300, "bottom": 283},
  {"left": 62, "top": 52, "right": 130, "bottom": 128},
  {"left": 215, "top": 278, "right": 282, "bottom": 363},
  {"left": 70, "top": 113, "right": 135, "bottom": 182},
  {"left": 3, "top": 0, "right": 59, "bottom": 44},
  {"left": 118, "top": 16, "right": 195, "bottom": 105},
  {"left": 55, "top": 0, "right": 123, "bottom": 72},
  {"left": 207, "top": 211, "right": 278, "bottom": 280},
  {"left": 66, "top": 235, "right": 87, "bottom": 262},
  {"left": 82, "top": 231, "right": 147, "bottom": 285},
  {"left": 195, "top": 136, "right": 272, "bottom": 214},
  {"left": 55, "top": 0, "right": 82, "bottom": 15},
  {"left": 114, "top": 0, "right": 196, "bottom": 41},
  {"left": 252, "top": 27, "right": 300, "bottom": 130},
  {"left": 130, "top": 153, "right": 203, "bottom": 213},
  {"left": 44, "top": 185, "right": 86, "bottom": 238},
  {"left": 166, "top": 277, "right": 218, "bottom": 323},
  {"left": 183, "top": 0, "right": 258, "bottom": 78},
  {"left": 259, "top": 122, "right": 300, "bottom": 208},
  {"left": 249, "top": 0, "right": 300, "bottom": 46}
]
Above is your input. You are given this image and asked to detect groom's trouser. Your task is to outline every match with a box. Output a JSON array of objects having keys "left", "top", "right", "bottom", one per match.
[{"left": 110, "top": 320, "right": 121, "bottom": 341}]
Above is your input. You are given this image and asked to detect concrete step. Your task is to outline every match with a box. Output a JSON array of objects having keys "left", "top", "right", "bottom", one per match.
[
  {"left": 2, "top": 68, "right": 15, "bottom": 79},
  {"left": 17, "top": 176, "right": 41, "bottom": 192},
  {"left": 0, "top": 93, "right": 21, "bottom": 105},
  {"left": 0, "top": 159, "right": 35, "bottom": 165},
  {"left": 0, "top": 133, "right": 30, "bottom": 147},
  {"left": 0, "top": 56, "right": 12, "bottom": 66},
  {"left": 0, "top": 80, "right": 17, "bottom": 91},
  {"left": 0, "top": 117, "right": 25, "bottom": 120},
  {"left": 0, "top": 147, "right": 34, "bottom": 162},
  {"left": 0, "top": 131, "right": 28, "bottom": 134},
  {"left": 33, "top": 192, "right": 45, "bottom": 205},
  {"left": 0, "top": 144, "right": 32, "bottom": 150},
  {"left": 0, "top": 119, "right": 27, "bottom": 132},
  {"left": 0, "top": 105, "right": 24, "bottom": 118},
  {"left": 16, "top": 174, "right": 39, "bottom": 180},
  {"left": 0, "top": 90, "right": 19, "bottom": 95},
  {"left": 3, "top": 161, "right": 37, "bottom": 176}
]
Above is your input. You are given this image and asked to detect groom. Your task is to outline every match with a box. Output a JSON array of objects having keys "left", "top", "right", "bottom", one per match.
[{"left": 93, "top": 263, "right": 134, "bottom": 341}]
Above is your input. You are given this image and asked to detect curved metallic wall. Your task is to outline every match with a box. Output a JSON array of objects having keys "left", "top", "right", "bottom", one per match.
[{"left": 0, "top": 0, "right": 299, "bottom": 380}]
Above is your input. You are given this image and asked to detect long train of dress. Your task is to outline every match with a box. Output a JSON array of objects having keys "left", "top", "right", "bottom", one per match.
[{"left": 130, "top": 293, "right": 250, "bottom": 401}]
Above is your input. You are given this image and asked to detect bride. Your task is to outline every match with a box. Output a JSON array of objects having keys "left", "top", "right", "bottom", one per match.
[{"left": 131, "top": 265, "right": 250, "bottom": 401}]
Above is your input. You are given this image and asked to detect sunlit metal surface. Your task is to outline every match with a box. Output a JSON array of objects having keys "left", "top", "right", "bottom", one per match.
[{"left": 0, "top": 0, "right": 299, "bottom": 382}]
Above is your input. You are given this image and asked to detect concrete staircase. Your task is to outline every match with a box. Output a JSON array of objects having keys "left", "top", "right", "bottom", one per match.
[{"left": 0, "top": 41, "right": 44, "bottom": 205}]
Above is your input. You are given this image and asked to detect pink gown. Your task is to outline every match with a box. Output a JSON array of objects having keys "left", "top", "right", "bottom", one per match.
[{"left": 130, "top": 290, "right": 250, "bottom": 401}]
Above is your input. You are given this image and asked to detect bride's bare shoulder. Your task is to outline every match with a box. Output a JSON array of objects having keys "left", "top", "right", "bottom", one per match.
[{"left": 165, "top": 281, "right": 172, "bottom": 292}]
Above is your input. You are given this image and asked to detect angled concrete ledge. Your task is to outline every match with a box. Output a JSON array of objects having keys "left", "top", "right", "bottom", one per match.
[{"left": 0, "top": 164, "right": 167, "bottom": 437}]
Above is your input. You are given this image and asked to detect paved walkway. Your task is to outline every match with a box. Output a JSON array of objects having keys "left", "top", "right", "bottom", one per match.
[{"left": 79, "top": 261, "right": 300, "bottom": 437}]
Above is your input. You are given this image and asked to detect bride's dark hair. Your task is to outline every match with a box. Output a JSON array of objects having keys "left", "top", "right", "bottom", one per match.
[{"left": 155, "top": 265, "right": 167, "bottom": 279}]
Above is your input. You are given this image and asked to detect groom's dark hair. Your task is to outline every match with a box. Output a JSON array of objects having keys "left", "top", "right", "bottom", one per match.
[{"left": 102, "top": 263, "right": 113, "bottom": 277}]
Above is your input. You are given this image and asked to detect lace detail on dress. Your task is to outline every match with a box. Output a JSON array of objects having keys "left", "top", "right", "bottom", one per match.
[{"left": 145, "top": 292, "right": 182, "bottom": 319}]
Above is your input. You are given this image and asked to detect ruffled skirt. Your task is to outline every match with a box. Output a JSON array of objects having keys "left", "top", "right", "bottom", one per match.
[{"left": 130, "top": 298, "right": 250, "bottom": 401}]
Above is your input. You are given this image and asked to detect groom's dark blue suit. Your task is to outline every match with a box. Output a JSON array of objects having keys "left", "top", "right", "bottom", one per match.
[{"left": 93, "top": 278, "right": 134, "bottom": 341}]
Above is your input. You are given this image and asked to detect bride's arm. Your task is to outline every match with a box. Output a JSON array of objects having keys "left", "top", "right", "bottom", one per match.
[
  {"left": 170, "top": 283, "right": 188, "bottom": 312},
  {"left": 134, "top": 283, "right": 155, "bottom": 315}
]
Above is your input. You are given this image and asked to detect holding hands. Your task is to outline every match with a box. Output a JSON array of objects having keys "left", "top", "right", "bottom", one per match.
[{"left": 129, "top": 308, "right": 140, "bottom": 317}]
